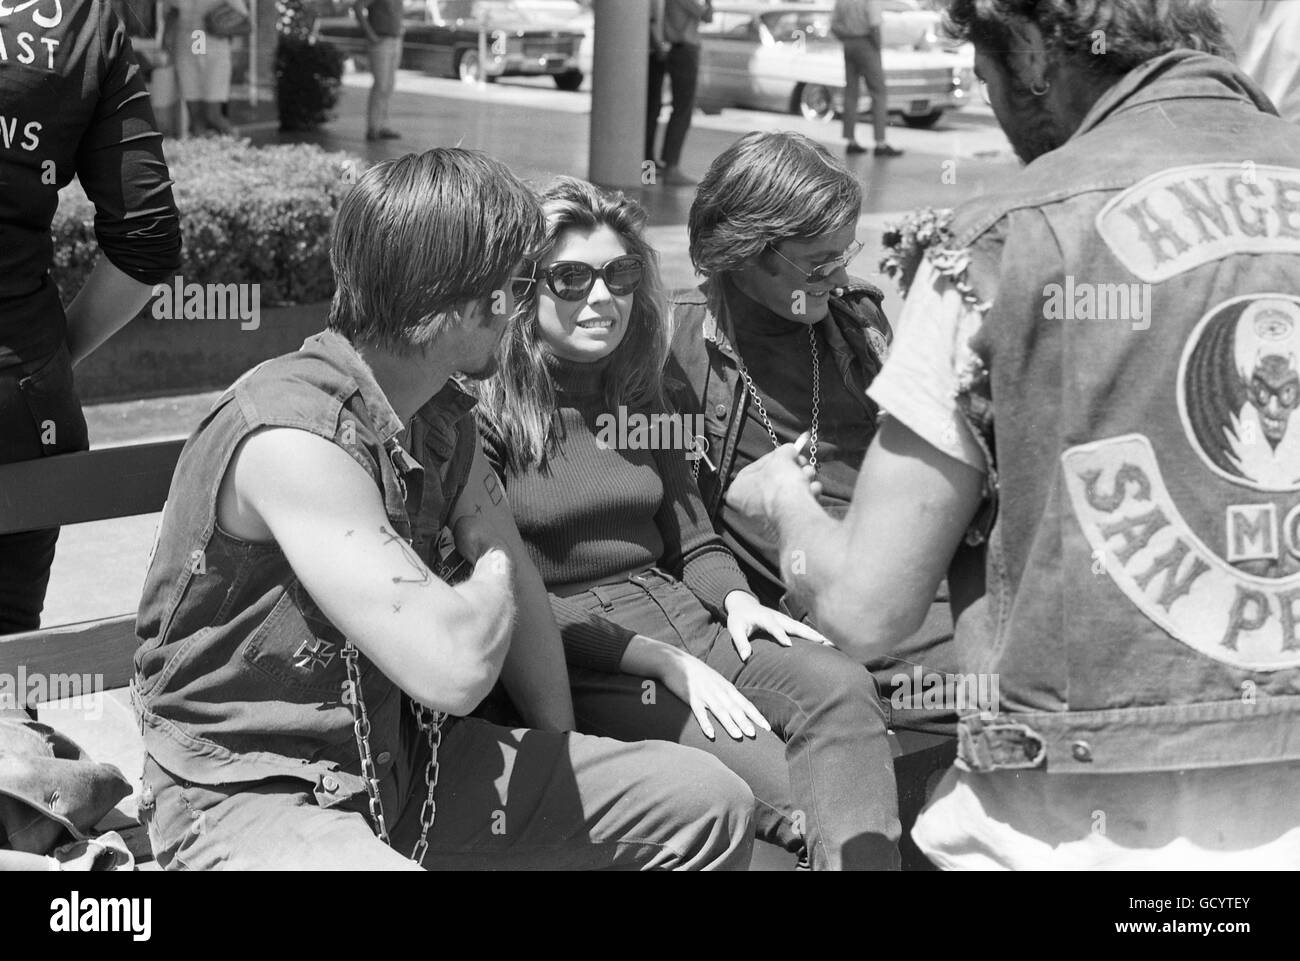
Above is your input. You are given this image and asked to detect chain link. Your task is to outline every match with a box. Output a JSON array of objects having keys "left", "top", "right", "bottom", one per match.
[
  {"left": 343, "top": 642, "right": 390, "bottom": 845},
  {"left": 343, "top": 640, "right": 444, "bottom": 865},
  {"left": 408, "top": 699, "right": 444, "bottom": 866}
]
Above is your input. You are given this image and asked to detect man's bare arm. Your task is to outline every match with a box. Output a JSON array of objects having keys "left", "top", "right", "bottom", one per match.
[
  {"left": 228, "top": 427, "right": 515, "bottom": 715},
  {"left": 730, "top": 418, "right": 984, "bottom": 661},
  {"left": 447, "top": 445, "right": 576, "bottom": 732}
]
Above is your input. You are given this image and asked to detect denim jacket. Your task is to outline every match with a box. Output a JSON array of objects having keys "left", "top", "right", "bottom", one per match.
[
  {"left": 946, "top": 51, "right": 1300, "bottom": 775},
  {"left": 133, "top": 330, "right": 476, "bottom": 812}
]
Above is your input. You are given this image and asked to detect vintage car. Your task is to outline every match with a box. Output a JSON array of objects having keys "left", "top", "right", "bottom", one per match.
[
  {"left": 315, "top": 0, "right": 587, "bottom": 90},
  {"left": 696, "top": 2, "right": 976, "bottom": 128}
]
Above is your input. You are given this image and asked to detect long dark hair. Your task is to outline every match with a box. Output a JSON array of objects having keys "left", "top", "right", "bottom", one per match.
[{"left": 475, "top": 176, "right": 669, "bottom": 473}]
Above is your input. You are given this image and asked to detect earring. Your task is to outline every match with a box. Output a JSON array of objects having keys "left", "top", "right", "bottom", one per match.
[{"left": 1030, "top": 78, "right": 1050, "bottom": 96}]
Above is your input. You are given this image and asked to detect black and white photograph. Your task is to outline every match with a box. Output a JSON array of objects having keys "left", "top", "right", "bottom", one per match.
[{"left": 0, "top": 0, "right": 1295, "bottom": 928}]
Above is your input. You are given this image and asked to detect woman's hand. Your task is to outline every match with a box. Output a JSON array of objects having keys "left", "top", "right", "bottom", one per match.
[
  {"left": 657, "top": 646, "right": 771, "bottom": 741},
  {"left": 620, "top": 634, "right": 770, "bottom": 741},
  {"left": 723, "top": 590, "right": 831, "bottom": 661}
]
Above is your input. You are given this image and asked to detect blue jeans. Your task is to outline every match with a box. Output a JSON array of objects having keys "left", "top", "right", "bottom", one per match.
[
  {"left": 139, "top": 714, "right": 754, "bottom": 870},
  {"left": 560, "top": 568, "right": 901, "bottom": 870},
  {"left": 0, "top": 342, "right": 88, "bottom": 636}
]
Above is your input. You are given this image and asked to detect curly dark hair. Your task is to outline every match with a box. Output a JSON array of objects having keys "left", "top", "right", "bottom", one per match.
[{"left": 944, "top": 0, "right": 1231, "bottom": 76}]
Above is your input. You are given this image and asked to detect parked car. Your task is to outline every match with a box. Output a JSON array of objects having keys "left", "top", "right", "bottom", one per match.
[
  {"left": 696, "top": 3, "right": 976, "bottom": 128},
  {"left": 760, "top": 0, "right": 961, "bottom": 50},
  {"left": 315, "top": 0, "right": 587, "bottom": 90}
]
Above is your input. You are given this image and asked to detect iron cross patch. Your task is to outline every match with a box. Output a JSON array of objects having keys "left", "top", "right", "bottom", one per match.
[{"left": 293, "top": 638, "right": 337, "bottom": 671}]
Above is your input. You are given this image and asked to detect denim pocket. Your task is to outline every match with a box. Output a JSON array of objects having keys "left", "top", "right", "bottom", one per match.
[
  {"left": 240, "top": 587, "right": 352, "bottom": 698},
  {"left": 16, "top": 344, "right": 89, "bottom": 457}
]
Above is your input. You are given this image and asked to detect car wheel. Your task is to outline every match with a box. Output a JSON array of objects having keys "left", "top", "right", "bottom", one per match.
[
  {"left": 902, "top": 109, "right": 944, "bottom": 129},
  {"left": 553, "top": 71, "right": 583, "bottom": 91},
  {"left": 794, "top": 83, "right": 834, "bottom": 123},
  {"left": 457, "top": 49, "right": 483, "bottom": 84}
]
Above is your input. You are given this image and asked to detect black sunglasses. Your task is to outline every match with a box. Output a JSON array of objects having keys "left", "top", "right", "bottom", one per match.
[{"left": 538, "top": 255, "right": 645, "bottom": 302}]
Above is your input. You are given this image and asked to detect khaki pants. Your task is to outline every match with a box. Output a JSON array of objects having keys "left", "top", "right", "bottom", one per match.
[{"left": 842, "top": 32, "right": 888, "bottom": 144}]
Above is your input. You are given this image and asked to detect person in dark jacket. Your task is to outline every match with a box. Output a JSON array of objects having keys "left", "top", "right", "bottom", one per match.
[
  {"left": 0, "top": 0, "right": 181, "bottom": 635},
  {"left": 665, "top": 131, "right": 966, "bottom": 728}
]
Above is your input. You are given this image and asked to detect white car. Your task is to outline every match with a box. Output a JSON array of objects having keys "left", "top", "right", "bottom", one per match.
[{"left": 697, "top": 3, "right": 976, "bottom": 127}]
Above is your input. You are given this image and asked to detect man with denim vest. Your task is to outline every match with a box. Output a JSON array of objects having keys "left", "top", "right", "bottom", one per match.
[
  {"left": 726, "top": 0, "right": 1300, "bottom": 868},
  {"left": 132, "top": 148, "right": 754, "bottom": 870}
]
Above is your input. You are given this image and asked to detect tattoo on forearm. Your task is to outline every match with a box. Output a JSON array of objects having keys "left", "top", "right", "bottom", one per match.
[{"left": 379, "top": 526, "right": 431, "bottom": 586}]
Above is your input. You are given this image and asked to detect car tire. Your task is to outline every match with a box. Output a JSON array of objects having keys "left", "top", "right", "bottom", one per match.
[
  {"left": 793, "top": 83, "right": 834, "bottom": 123},
  {"left": 902, "top": 109, "right": 944, "bottom": 129},
  {"left": 553, "top": 70, "right": 583, "bottom": 91},
  {"left": 457, "top": 49, "right": 483, "bottom": 84}
]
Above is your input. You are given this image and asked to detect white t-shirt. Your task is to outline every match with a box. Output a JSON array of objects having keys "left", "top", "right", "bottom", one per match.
[{"left": 867, "top": 259, "right": 1300, "bottom": 870}]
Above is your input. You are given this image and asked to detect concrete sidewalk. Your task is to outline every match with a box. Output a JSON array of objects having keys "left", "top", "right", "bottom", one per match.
[{"left": 42, "top": 69, "right": 1016, "bottom": 627}]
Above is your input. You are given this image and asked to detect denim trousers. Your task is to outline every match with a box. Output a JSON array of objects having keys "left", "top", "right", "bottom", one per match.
[
  {"left": 563, "top": 569, "right": 902, "bottom": 870},
  {"left": 139, "top": 713, "right": 755, "bottom": 870},
  {"left": 0, "top": 342, "right": 88, "bottom": 636}
]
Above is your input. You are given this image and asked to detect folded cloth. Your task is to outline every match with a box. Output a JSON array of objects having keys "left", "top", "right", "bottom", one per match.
[{"left": 0, "top": 715, "right": 132, "bottom": 857}]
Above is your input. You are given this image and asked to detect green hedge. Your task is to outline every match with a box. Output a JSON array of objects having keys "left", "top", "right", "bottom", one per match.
[{"left": 51, "top": 137, "right": 362, "bottom": 308}]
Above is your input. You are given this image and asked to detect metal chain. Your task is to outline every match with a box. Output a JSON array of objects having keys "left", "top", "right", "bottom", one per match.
[
  {"left": 408, "top": 698, "right": 444, "bottom": 866},
  {"left": 734, "top": 324, "right": 821, "bottom": 470},
  {"left": 342, "top": 641, "right": 389, "bottom": 845},
  {"left": 342, "top": 639, "right": 445, "bottom": 865}
]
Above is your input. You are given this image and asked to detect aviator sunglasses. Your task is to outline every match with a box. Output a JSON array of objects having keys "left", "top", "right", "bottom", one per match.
[{"left": 767, "top": 239, "right": 864, "bottom": 285}]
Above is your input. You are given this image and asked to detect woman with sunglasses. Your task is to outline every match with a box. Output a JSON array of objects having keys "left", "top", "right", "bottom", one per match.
[
  {"left": 476, "top": 176, "right": 902, "bottom": 870},
  {"left": 666, "top": 132, "right": 965, "bottom": 730}
]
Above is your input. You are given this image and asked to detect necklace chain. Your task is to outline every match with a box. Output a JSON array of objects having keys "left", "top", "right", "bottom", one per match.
[
  {"left": 691, "top": 325, "right": 820, "bottom": 480},
  {"left": 736, "top": 324, "right": 820, "bottom": 467}
]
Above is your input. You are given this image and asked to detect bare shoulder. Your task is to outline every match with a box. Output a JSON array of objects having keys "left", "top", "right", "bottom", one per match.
[{"left": 217, "top": 427, "right": 380, "bottom": 542}]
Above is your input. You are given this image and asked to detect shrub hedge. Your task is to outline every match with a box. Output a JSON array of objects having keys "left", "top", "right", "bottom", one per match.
[{"left": 51, "top": 136, "right": 361, "bottom": 308}]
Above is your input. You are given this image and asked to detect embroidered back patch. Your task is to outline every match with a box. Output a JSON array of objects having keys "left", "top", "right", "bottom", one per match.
[{"left": 1096, "top": 163, "right": 1300, "bottom": 283}]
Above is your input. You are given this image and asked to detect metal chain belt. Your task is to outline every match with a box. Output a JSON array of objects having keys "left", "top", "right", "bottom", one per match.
[
  {"left": 694, "top": 324, "right": 821, "bottom": 480},
  {"left": 343, "top": 640, "right": 444, "bottom": 864}
]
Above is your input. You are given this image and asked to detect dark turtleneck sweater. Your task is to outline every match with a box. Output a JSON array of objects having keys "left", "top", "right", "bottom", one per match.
[
  {"left": 721, "top": 283, "right": 877, "bottom": 608},
  {"left": 482, "top": 353, "right": 752, "bottom": 672}
]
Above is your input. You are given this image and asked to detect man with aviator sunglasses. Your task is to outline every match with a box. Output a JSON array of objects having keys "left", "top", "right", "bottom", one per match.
[{"left": 667, "top": 131, "right": 964, "bottom": 735}]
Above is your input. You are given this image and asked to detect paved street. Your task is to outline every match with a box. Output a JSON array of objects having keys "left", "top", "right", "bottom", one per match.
[{"left": 43, "top": 67, "right": 1019, "bottom": 626}]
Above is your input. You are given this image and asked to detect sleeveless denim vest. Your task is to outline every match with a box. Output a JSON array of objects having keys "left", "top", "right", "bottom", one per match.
[
  {"left": 133, "top": 330, "right": 476, "bottom": 812},
  {"left": 948, "top": 51, "right": 1300, "bottom": 775}
]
